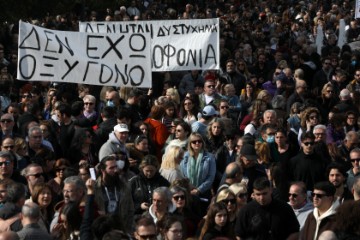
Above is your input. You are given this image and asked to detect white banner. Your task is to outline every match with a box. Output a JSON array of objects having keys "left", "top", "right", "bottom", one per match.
[
  {"left": 356, "top": 0, "right": 360, "bottom": 19},
  {"left": 79, "top": 18, "right": 220, "bottom": 71},
  {"left": 17, "top": 21, "right": 152, "bottom": 87}
]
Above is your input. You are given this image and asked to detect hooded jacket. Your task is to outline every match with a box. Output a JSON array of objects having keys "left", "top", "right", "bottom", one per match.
[
  {"left": 289, "top": 201, "right": 313, "bottom": 231},
  {"left": 98, "top": 131, "right": 128, "bottom": 161},
  {"left": 301, "top": 199, "right": 339, "bottom": 240}
]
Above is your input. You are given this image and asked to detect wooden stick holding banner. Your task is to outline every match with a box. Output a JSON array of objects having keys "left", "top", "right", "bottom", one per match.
[{"left": 17, "top": 21, "right": 152, "bottom": 87}]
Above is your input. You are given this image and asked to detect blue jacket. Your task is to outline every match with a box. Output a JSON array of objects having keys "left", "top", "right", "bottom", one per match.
[{"left": 180, "top": 151, "right": 216, "bottom": 194}]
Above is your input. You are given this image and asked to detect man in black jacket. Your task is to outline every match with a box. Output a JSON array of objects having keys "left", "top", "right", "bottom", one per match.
[{"left": 289, "top": 132, "right": 328, "bottom": 190}]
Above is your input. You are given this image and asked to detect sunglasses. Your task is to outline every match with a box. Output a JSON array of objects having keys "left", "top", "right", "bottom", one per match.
[
  {"left": 84, "top": 102, "right": 94, "bottom": 105},
  {"left": 326, "top": 90, "right": 334, "bottom": 93},
  {"left": 351, "top": 158, "right": 360, "bottom": 163},
  {"left": 221, "top": 199, "right": 236, "bottom": 205},
  {"left": 29, "top": 173, "right": 44, "bottom": 178},
  {"left": 0, "top": 160, "right": 11, "bottom": 167},
  {"left": 191, "top": 140, "right": 202, "bottom": 144},
  {"left": 173, "top": 195, "right": 185, "bottom": 201},
  {"left": 0, "top": 119, "right": 12, "bottom": 123},
  {"left": 288, "top": 193, "right": 298, "bottom": 198},
  {"left": 303, "top": 142, "right": 314, "bottom": 146},
  {"left": 2, "top": 145, "right": 14, "bottom": 150},
  {"left": 56, "top": 167, "right": 66, "bottom": 172},
  {"left": 311, "top": 192, "right": 328, "bottom": 199}
]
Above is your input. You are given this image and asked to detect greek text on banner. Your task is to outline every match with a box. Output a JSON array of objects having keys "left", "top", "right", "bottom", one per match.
[
  {"left": 17, "top": 21, "right": 152, "bottom": 87},
  {"left": 79, "top": 18, "right": 220, "bottom": 72}
]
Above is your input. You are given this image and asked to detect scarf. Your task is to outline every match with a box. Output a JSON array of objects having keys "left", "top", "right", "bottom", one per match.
[{"left": 187, "top": 151, "right": 204, "bottom": 188}]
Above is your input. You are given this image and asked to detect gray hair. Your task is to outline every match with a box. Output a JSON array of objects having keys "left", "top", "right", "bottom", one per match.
[
  {"left": 21, "top": 163, "right": 42, "bottom": 177},
  {"left": 22, "top": 202, "right": 40, "bottom": 219},
  {"left": 63, "top": 176, "right": 86, "bottom": 193},
  {"left": 153, "top": 187, "right": 172, "bottom": 205},
  {"left": 264, "top": 109, "right": 277, "bottom": 118},
  {"left": 28, "top": 126, "right": 42, "bottom": 138},
  {"left": 83, "top": 94, "right": 96, "bottom": 104},
  {"left": 313, "top": 125, "right": 327, "bottom": 132},
  {"left": 0, "top": 151, "right": 14, "bottom": 162}
]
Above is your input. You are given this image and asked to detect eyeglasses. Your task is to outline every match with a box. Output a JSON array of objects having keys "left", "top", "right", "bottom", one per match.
[
  {"left": 288, "top": 193, "right": 298, "bottom": 198},
  {"left": 221, "top": 199, "right": 236, "bottom": 205},
  {"left": 29, "top": 173, "right": 44, "bottom": 178},
  {"left": 56, "top": 167, "right": 66, "bottom": 172},
  {"left": 173, "top": 195, "right": 185, "bottom": 201},
  {"left": 2, "top": 145, "right": 14, "bottom": 150},
  {"left": 31, "top": 135, "right": 42, "bottom": 139},
  {"left": 84, "top": 102, "right": 94, "bottom": 105},
  {"left": 238, "top": 193, "right": 248, "bottom": 199},
  {"left": 137, "top": 234, "right": 157, "bottom": 240},
  {"left": 220, "top": 106, "right": 229, "bottom": 109},
  {"left": 191, "top": 140, "right": 202, "bottom": 144},
  {"left": 326, "top": 90, "right": 334, "bottom": 93},
  {"left": 311, "top": 192, "right": 327, "bottom": 199},
  {"left": 206, "top": 85, "right": 215, "bottom": 89},
  {"left": 309, "top": 115, "right": 318, "bottom": 120},
  {"left": 303, "top": 142, "right": 314, "bottom": 146},
  {"left": 0, "top": 160, "right": 11, "bottom": 167},
  {"left": 0, "top": 119, "right": 12, "bottom": 123},
  {"left": 350, "top": 158, "right": 360, "bottom": 163},
  {"left": 21, "top": 94, "right": 32, "bottom": 99}
]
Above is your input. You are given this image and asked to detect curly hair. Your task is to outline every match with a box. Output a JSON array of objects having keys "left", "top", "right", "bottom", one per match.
[{"left": 300, "top": 107, "right": 321, "bottom": 129}]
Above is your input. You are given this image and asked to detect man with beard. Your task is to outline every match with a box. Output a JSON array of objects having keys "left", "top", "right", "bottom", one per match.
[
  {"left": 94, "top": 155, "right": 134, "bottom": 232},
  {"left": 222, "top": 59, "right": 246, "bottom": 94},
  {"left": 50, "top": 176, "right": 86, "bottom": 233},
  {"left": 327, "top": 162, "right": 353, "bottom": 202}
]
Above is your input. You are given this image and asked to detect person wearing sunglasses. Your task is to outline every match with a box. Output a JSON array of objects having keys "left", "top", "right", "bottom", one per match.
[
  {"left": 289, "top": 132, "right": 328, "bottom": 191},
  {"left": 134, "top": 216, "right": 157, "bottom": 240},
  {"left": 198, "top": 78, "right": 224, "bottom": 110},
  {"left": 346, "top": 148, "right": 360, "bottom": 192},
  {"left": 297, "top": 107, "right": 321, "bottom": 145},
  {"left": 229, "top": 182, "right": 248, "bottom": 213},
  {"left": 288, "top": 181, "right": 313, "bottom": 231},
  {"left": 21, "top": 163, "right": 45, "bottom": 200},
  {"left": 82, "top": 94, "right": 98, "bottom": 127},
  {"left": 302, "top": 181, "right": 339, "bottom": 240},
  {"left": 215, "top": 188, "right": 237, "bottom": 228},
  {"left": 0, "top": 151, "right": 26, "bottom": 185}
]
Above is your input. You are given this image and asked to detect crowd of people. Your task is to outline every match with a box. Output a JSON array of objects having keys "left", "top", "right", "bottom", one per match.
[{"left": 0, "top": 0, "right": 360, "bottom": 239}]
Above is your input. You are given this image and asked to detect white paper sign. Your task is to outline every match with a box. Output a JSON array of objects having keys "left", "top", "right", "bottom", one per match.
[
  {"left": 17, "top": 21, "right": 152, "bottom": 87},
  {"left": 79, "top": 18, "right": 220, "bottom": 71}
]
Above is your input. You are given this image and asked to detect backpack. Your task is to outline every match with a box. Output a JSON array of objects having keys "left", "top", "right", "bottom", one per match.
[{"left": 0, "top": 213, "right": 21, "bottom": 232}]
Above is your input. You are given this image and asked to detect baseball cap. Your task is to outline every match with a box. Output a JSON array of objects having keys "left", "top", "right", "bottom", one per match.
[
  {"left": 1, "top": 113, "right": 14, "bottom": 122},
  {"left": 202, "top": 105, "right": 219, "bottom": 117},
  {"left": 114, "top": 124, "right": 129, "bottom": 133},
  {"left": 240, "top": 144, "right": 257, "bottom": 161}
]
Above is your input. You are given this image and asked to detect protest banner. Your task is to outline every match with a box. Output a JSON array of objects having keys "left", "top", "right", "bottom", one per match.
[
  {"left": 79, "top": 18, "right": 220, "bottom": 71},
  {"left": 17, "top": 21, "right": 152, "bottom": 87}
]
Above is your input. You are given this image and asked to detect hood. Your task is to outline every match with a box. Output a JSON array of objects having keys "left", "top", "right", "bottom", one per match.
[
  {"left": 289, "top": 201, "right": 313, "bottom": 213},
  {"left": 108, "top": 132, "right": 122, "bottom": 145},
  {"left": 313, "top": 199, "right": 339, "bottom": 221},
  {"left": 304, "top": 61, "right": 317, "bottom": 70},
  {"left": 148, "top": 201, "right": 176, "bottom": 223}
]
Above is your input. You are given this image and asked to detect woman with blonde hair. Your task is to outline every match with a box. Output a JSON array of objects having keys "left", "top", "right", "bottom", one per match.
[
  {"left": 204, "top": 118, "right": 225, "bottom": 154},
  {"left": 160, "top": 145, "right": 185, "bottom": 183},
  {"left": 255, "top": 141, "right": 271, "bottom": 166},
  {"left": 316, "top": 82, "right": 338, "bottom": 121},
  {"left": 180, "top": 132, "right": 215, "bottom": 201},
  {"left": 165, "top": 87, "right": 180, "bottom": 105},
  {"left": 215, "top": 188, "right": 237, "bottom": 227},
  {"left": 256, "top": 89, "right": 272, "bottom": 104}
]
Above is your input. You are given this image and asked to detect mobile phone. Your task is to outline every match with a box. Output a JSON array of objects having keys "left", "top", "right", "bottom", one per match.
[{"left": 89, "top": 168, "right": 96, "bottom": 180}]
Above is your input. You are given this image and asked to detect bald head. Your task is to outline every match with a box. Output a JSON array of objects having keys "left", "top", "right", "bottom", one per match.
[
  {"left": 0, "top": 231, "right": 19, "bottom": 240},
  {"left": 225, "top": 162, "right": 243, "bottom": 184}
]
